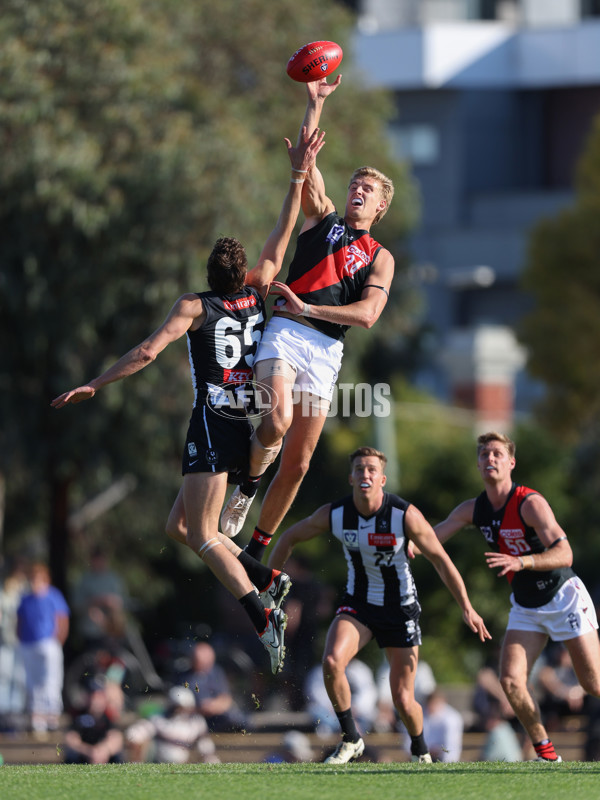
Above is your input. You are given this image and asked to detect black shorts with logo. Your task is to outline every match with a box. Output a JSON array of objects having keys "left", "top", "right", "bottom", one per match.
[
  {"left": 335, "top": 593, "right": 422, "bottom": 648},
  {"left": 182, "top": 403, "right": 253, "bottom": 478}
]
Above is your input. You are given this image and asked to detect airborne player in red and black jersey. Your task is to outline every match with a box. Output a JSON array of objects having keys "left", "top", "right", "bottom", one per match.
[
  {"left": 51, "top": 126, "right": 326, "bottom": 676},
  {"left": 435, "top": 431, "right": 600, "bottom": 761},
  {"left": 221, "top": 76, "right": 397, "bottom": 558}
]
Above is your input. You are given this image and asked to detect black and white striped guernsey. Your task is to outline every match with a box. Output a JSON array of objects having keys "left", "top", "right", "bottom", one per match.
[{"left": 329, "top": 493, "right": 418, "bottom": 608}]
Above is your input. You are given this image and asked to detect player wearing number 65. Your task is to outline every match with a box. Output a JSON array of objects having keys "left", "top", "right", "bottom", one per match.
[
  {"left": 434, "top": 431, "right": 600, "bottom": 762},
  {"left": 50, "top": 125, "right": 326, "bottom": 676},
  {"left": 267, "top": 446, "right": 490, "bottom": 764}
]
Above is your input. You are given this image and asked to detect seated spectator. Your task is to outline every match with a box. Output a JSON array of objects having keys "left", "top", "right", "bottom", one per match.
[
  {"left": 472, "top": 653, "right": 516, "bottom": 733},
  {"left": 63, "top": 677, "right": 124, "bottom": 764},
  {"left": 375, "top": 658, "right": 436, "bottom": 733},
  {"left": 304, "top": 659, "right": 378, "bottom": 737},
  {"left": 125, "top": 686, "right": 219, "bottom": 764},
  {"left": 263, "top": 730, "right": 313, "bottom": 763},
  {"left": 181, "top": 641, "right": 246, "bottom": 732},
  {"left": 479, "top": 698, "right": 523, "bottom": 762},
  {"left": 422, "top": 689, "right": 464, "bottom": 762}
]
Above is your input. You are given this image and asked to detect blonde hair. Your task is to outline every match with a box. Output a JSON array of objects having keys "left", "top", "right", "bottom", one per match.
[
  {"left": 476, "top": 431, "right": 516, "bottom": 459},
  {"left": 349, "top": 446, "right": 388, "bottom": 469},
  {"left": 349, "top": 167, "right": 394, "bottom": 225}
]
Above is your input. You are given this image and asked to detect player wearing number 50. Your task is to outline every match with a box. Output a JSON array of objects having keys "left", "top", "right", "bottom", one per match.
[
  {"left": 434, "top": 431, "right": 600, "bottom": 762},
  {"left": 267, "top": 447, "right": 490, "bottom": 764},
  {"left": 51, "top": 126, "right": 326, "bottom": 676}
]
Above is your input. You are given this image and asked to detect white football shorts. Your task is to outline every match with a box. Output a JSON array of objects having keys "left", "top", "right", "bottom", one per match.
[
  {"left": 507, "top": 576, "right": 598, "bottom": 641},
  {"left": 254, "top": 315, "right": 343, "bottom": 402}
]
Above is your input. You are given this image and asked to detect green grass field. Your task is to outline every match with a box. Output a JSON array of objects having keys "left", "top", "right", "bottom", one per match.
[{"left": 2, "top": 761, "right": 600, "bottom": 800}]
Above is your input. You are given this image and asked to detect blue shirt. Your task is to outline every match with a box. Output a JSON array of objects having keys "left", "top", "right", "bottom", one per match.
[{"left": 17, "top": 587, "right": 70, "bottom": 643}]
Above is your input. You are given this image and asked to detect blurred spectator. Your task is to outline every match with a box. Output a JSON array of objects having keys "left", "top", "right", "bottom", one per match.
[
  {"left": 584, "top": 695, "right": 600, "bottom": 761},
  {"left": 16, "top": 562, "right": 69, "bottom": 734},
  {"left": 421, "top": 689, "right": 464, "bottom": 762},
  {"left": 71, "top": 546, "right": 128, "bottom": 653},
  {"left": 534, "top": 643, "right": 586, "bottom": 731},
  {"left": 472, "top": 651, "right": 516, "bottom": 733},
  {"left": 277, "top": 556, "right": 335, "bottom": 711},
  {"left": 180, "top": 641, "right": 246, "bottom": 732},
  {"left": 304, "top": 659, "right": 378, "bottom": 737},
  {"left": 375, "top": 658, "right": 436, "bottom": 733},
  {"left": 63, "top": 676, "right": 124, "bottom": 764},
  {"left": 125, "top": 686, "right": 219, "bottom": 764},
  {"left": 263, "top": 730, "right": 314, "bottom": 763},
  {"left": 479, "top": 698, "right": 523, "bottom": 762},
  {"left": 0, "top": 559, "right": 28, "bottom": 728}
]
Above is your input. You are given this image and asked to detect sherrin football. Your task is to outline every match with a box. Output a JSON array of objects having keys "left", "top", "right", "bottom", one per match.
[{"left": 286, "top": 40, "right": 343, "bottom": 83}]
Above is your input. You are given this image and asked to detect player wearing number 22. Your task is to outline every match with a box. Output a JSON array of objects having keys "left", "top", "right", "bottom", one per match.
[
  {"left": 435, "top": 431, "right": 600, "bottom": 762},
  {"left": 267, "top": 447, "right": 490, "bottom": 764},
  {"left": 51, "top": 126, "right": 326, "bottom": 675}
]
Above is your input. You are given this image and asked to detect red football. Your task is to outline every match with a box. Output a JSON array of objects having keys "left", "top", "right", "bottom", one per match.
[{"left": 286, "top": 40, "right": 343, "bottom": 83}]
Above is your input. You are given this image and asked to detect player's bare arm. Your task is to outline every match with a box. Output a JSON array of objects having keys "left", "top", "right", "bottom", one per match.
[
  {"left": 407, "top": 504, "right": 491, "bottom": 643},
  {"left": 266, "top": 504, "right": 331, "bottom": 571},
  {"left": 485, "top": 493, "right": 573, "bottom": 577},
  {"left": 434, "top": 498, "right": 477, "bottom": 544},
  {"left": 51, "top": 294, "right": 203, "bottom": 408},
  {"left": 269, "top": 248, "right": 394, "bottom": 329},
  {"left": 245, "top": 126, "right": 326, "bottom": 296}
]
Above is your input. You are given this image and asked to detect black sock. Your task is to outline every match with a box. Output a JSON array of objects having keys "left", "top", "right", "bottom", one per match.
[
  {"left": 336, "top": 709, "right": 360, "bottom": 742},
  {"left": 238, "top": 590, "right": 267, "bottom": 633},
  {"left": 410, "top": 732, "right": 428, "bottom": 757},
  {"left": 237, "top": 550, "right": 274, "bottom": 591},
  {"left": 240, "top": 475, "right": 261, "bottom": 498},
  {"left": 245, "top": 527, "right": 273, "bottom": 562}
]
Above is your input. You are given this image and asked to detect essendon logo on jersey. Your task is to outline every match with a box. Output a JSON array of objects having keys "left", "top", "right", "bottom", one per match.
[
  {"left": 223, "top": 368, "right": 252, "bottom": 383},
  {"left": 222, "top": 296, "right": 257, "bottom": 311},
  {"left": 368, "top": 533, "right": 396, "bottom": 546}
]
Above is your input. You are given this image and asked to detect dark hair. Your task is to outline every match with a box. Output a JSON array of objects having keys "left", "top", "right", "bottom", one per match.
[
  {"left": 206, "top": 237, "right": 248, "bottom": 294},
  {"left": 349, "top": 446, "right": 387, "bottom": 468}
]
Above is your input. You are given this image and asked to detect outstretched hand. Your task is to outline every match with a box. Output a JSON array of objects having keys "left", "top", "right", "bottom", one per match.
[
  {"left": 51, "top": 385, "right": 96, "bottom": 408},
  {"left": 306, "top": 75, "right": 342, "bottom": 101},
  {"left": 268, "top": 281, "right": 305, "bottom": 315},
  {"left": 285, "top": 125, "right": 326, "bottom": 173},
  {"left": 463, "top": 607, "right": 492, "bottom": 643}
]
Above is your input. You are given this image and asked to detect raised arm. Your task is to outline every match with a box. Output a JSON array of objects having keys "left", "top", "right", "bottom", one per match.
[
  {"left": 266, "top": 504, "right": 331, "bottom": 571},
  {"left": 406, "top": 504, "right": 491, "bottom": 643},
  {"left": 245, "top": 125, "right": 326, "bottom": 297},
  {"left": 434, "top": 498, "right": 476, "bottom": 544},
  {"left": 298, "top": 78, "right": 340, "bottom": 226},
  {"left": 51, "top": 293, "right": 203, "bottom": 408}
]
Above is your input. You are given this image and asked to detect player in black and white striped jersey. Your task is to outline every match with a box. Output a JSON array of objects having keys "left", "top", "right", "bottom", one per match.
[{"left": 268, "top": 446, "right": 490, "bottom": 762}]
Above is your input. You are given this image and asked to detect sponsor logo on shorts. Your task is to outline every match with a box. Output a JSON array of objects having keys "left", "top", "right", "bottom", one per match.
[
  {"left": 568, "top": 612, "right": 580, "bottom": 631},
  {"left": 187, "top": 442, "right": 198, "bottom": 457},
  {"left": 368, "top": 533, "right": 396, "bottom": 546}
]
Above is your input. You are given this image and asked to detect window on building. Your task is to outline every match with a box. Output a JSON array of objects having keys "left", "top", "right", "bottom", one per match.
[{"left": 389, "top": 124, "right": 440, "bottom": 166}]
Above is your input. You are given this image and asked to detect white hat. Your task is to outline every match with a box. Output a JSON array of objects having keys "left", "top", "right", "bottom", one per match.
[{"left": 168, "top": 686, "right": 196, "bottom": 710}]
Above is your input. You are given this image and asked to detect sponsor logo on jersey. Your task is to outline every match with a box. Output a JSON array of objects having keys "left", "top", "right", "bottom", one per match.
[
  {"left": 342, "top": 244, "right": 371, "bottom": 277},
  {"left": 222, "top": 296, "right": 257, "bottom": 311},
  {"left": 326, "top": 223, "right": 345, "bottom": 244},
  {"left": 500, "top": 528, "right": 523, "bottom": 539},
  {"left": 368, "top": 533, "right": 396, "bottom": 546},
  {"left": 223, "top": 368, "right": 253, "bottom": 383},
  {"left": 187, "top": 442, "right": 198, "bottom": 457},
  {"left": 342, "top": 529, "right": 359, "bottom": 549}
]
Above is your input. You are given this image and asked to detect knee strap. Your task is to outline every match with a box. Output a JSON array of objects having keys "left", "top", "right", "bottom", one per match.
[{"left": 250, "top": 430, "right": 282, "bottom": 474}]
